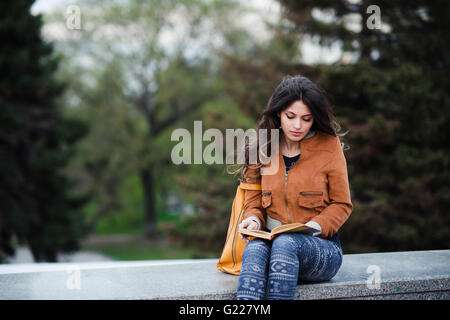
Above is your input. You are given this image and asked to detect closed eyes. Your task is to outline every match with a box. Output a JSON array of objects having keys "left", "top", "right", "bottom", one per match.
[{"left": 287, "top": 115, "right": 312, "bottom": 122}]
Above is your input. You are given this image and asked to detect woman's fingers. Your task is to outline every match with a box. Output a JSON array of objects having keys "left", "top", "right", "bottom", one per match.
[
  {"left": 247, "top": 221, "right": 258, "bottom": 230},
  {"left": 239, "top": 220, "right": 258, "bottom": 243},
  {"left": 238, "top": 221, "right": 247, "bottom": 242}
]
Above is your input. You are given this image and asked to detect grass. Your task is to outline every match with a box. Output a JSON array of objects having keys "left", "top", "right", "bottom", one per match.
[
  {"left": 80, "top": 209, "right": 220, "bottom": 261},
  {"left": 80, "top": 232, "right": 217, "bottom": 261}
]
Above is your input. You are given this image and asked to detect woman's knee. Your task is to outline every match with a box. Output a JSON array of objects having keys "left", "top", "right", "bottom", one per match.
[
  {"left": 272, "top": 233, "right": 323, "bottom": 262},
  {"left": 300, "top": 254, "right": 342, "bottom": 282},
  {"left": 270, "top": 234, "right": 299, "bottom": 257},
  {"left": 297, "top": 239, "right": 343, "bottom": 282}
]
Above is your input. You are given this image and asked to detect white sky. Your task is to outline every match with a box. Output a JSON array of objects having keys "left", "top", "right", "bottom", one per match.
[{"left": 31, "top": 0, "right": 344, "bottom": 65}]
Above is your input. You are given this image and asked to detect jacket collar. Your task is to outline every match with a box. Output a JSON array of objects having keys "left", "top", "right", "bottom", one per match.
[
  {"left": 287, "top": 129, "right": 318, "bottom": 162},
  {"left": 262, "top": 129, "right": 318, "bottom": 175},
  {"left": 280, "top": 129, "right": 316, "bottom": 159},
  {"left": 262, "top": 129, "right": 330, "bottom": 175},
  {"left": 304, "top": 129, "right": 316, "bottom": 140}
]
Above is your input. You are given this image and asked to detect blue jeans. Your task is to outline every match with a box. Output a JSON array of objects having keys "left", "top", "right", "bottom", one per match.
[{"left": 236, "top": 233, "right": 343, "bottom": 300}]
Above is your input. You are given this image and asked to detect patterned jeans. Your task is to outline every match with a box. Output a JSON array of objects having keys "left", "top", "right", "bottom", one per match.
[{"left": 236, "top": 233, "right": 343, "bottom": 300}]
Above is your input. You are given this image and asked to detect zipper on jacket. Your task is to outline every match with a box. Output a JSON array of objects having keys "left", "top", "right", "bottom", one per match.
[
  {"left": 284, "top": 153, "right": 299, "bottom": 224},
  {"left": 284, "top": 171, "right": 291, "bottom": 223},
  {"left": 283, "top": 148, "right": 304, "bottom": 224}
]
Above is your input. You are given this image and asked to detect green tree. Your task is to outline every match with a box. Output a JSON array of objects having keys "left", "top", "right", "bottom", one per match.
[
  {"left": 0, "top": 0, "right": 89, "bottom": 262},
  {"left": 220, "top": 0, "right": 450, "bottom": 252},
  {"left": 51, "top": 0, "right": 241, "bottom": 239},
  {"left": 164, "top": 2, "right": 297, "bottom": 253},
  {"left": 278, "top": 0, "right": 450, "bottom": 252}
]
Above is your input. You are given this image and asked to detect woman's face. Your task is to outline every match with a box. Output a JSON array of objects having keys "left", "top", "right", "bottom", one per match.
[{"left": 278, "top": 100, "right": 314, "bottom": 143}]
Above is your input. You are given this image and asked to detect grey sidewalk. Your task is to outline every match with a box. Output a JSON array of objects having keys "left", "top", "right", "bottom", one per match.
[
  {"left": 0, "top": 249, "right": 449, "bottom": 299},
  {"left": 7, "top": 247, "right": 114, "bottom": 264}
]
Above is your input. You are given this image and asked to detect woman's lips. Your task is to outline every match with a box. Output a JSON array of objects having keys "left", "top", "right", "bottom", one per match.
[{"left": 290, "top": 131, "right": 303, "bottom": 136}]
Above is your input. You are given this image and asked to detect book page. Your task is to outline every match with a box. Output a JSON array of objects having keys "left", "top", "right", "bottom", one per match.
[
  {"left": 239, "top": 228, "right": 272, "bottom": 240},
  {"left": 241, "top": 229, "right": 270, "bottom": 236},
  {"left": 271, "top": 223, "right": 320, "bottom": 236},
  {"left": 240, "top": 224, "right": 320, "bottom": 240},
  {"left": 271, "top": 223, "right": 307, "bottom": 234}
]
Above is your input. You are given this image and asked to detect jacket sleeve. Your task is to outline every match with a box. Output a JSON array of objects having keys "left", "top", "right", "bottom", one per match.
[
  {"left": 310, "top": 138, "right": 353, "bottom": 238},
  {"left": 241, "top": 165, "right": 266, "bottom": 229}
]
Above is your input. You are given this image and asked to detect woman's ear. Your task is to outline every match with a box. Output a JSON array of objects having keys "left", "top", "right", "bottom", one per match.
[{"left": 277, "top": 111, "right": 281, "bottom": 118}]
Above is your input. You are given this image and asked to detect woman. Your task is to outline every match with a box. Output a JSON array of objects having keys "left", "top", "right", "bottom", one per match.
[{"left": 236, "top": 75, "right": 353, "bottom": 300}]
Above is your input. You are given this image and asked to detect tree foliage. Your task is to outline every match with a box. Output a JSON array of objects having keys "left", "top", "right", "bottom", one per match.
[
  {"left": 0, "top": 0, "right": 89, "bottom": 262},
  {"left": 234, "top": 0, "right": 450, "bottom": 252},
  {"left": 214, "top": 0, "right": 450, "bottom": 253}
]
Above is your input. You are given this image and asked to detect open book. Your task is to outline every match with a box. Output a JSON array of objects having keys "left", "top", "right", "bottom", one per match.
[{"left": 239, "top": 223, "right": 320, "bottom": 241}]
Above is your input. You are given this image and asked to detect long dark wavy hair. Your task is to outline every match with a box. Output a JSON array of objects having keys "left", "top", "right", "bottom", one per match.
[{"left": 227, "top": 75, "right": 348, "bottom": 181}]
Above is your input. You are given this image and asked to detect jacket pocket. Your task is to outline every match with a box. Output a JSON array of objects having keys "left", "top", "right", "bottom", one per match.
[
  {"left": 262, "top": 191, "right": 272, "bottom": 208},
  {"left": 298, "top": 191, "right": 325, "bottom": 210}
]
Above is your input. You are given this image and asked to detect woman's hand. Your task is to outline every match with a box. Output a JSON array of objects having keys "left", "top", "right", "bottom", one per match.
[{"left": 239, "top": 216, "right": 261, "bottom": 243}]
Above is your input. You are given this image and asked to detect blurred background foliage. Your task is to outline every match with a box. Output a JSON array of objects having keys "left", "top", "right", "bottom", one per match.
[{"left": 1, "top": 0, "right": 449, "bottom": 262}]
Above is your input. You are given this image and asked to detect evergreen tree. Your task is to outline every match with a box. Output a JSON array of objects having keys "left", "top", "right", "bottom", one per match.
[
  {"left": 278, "top": 0, "right": 450, "bottom": 252},
  {"left": 221, "top": 0, "right": 450, "bottom": 252},
  {"left": 0, "top": 1, "right": 89, "bottom": 262}
]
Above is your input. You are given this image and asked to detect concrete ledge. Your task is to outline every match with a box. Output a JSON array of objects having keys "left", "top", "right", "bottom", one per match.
[{"left": 0, "top": 250, "right": 449, "bottom": 300}]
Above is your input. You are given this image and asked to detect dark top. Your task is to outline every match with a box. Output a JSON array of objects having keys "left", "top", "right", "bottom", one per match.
[{"left": 283, "top": 154, "right": 300, "bottom": 173}]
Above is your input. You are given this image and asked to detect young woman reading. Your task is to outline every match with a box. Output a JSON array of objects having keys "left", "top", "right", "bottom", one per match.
[{"left": 235, "top": 75, "right": 353, "bottom": 300}]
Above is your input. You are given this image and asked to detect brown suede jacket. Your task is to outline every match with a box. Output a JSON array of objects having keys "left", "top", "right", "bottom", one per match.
[{"left": 242, "top": 130, "right": 353, "bottom": 239}]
